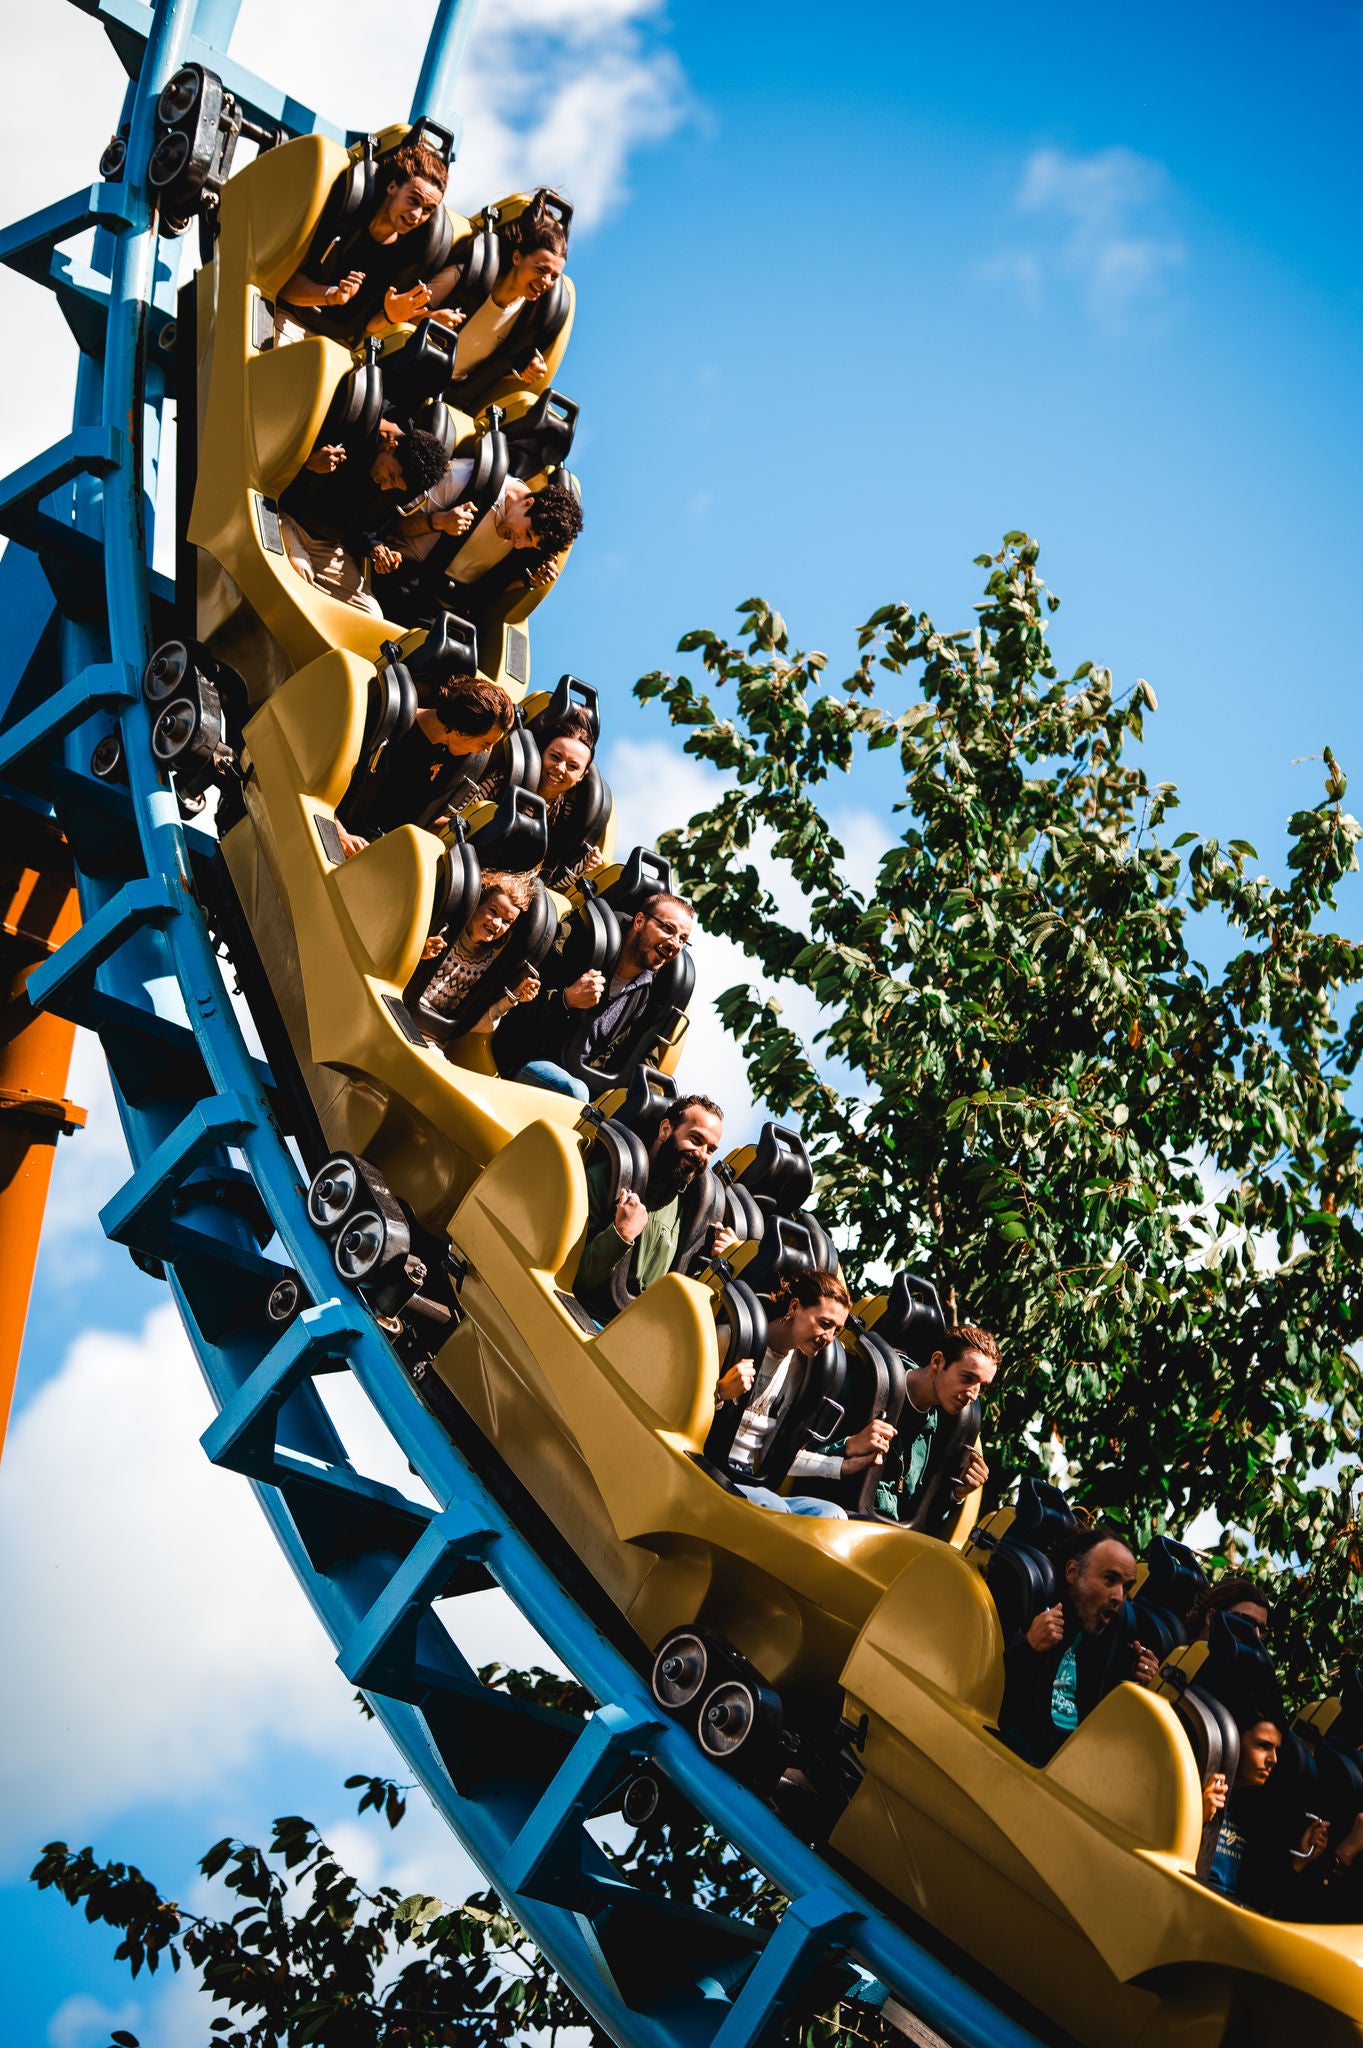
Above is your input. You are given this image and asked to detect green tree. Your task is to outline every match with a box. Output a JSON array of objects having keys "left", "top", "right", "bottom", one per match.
[
  {"left": 32, "top": 1676, "right": 888, "bottom": 2048},
  {"left": 636, "top": 533, "right": 1363, "bottom": 1693}
]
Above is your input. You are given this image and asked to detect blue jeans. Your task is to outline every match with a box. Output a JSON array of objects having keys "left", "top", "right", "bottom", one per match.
[
  {"left": 516, "top": 1059, "right": 590, "bottom": 1102},
  {"left": 733, "top": 1481, "right": 847, "bottom": 1520}
]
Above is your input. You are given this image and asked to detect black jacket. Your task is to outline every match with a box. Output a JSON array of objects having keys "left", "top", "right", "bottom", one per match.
[
  {"left": 279, "top": 197, "right": 436, "bottom": 345},
  {"left": 492, "top": 966, "right": 653, "bottom": 1081},
  {"left": 280, "top": 428, "right": 409, "bottom": 557},
  {"left": 1000, "top": 1605, "right": 1136, "bottom": 1765},
  {"left": 338, "top": 724, "right": 486, "bottom": 840}
]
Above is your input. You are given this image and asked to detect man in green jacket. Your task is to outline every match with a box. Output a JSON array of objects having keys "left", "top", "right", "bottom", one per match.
[
  {"left": 574, "top": 1093, "right": 738, "bottom": 1322},
  {"left": 825, "top": 1323, "right": 1000, "bottom": 1530}
]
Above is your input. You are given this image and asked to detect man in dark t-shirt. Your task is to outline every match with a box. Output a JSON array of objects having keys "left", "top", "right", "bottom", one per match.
[
  {"left": 336, "top": 675, "right": 513, "bottom": 848},
  {"left": 276, "top": 137, "right": 460, "bottom": 347},
  {"left": 280, "top": 417, "right": 447, "bottom": 617}
]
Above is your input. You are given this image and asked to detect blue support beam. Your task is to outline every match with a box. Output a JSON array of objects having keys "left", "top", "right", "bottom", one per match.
[
  {"left": 26, "top": 873, "right": 180, "bottom": 1011},
  {"left": 0, "top": 428, "right": 127, "bottom": 552},
  {"left": 2, "top": 8, "right": 1053, "bottom": 2045},
  {"left": 70, "top": 0, "right": 344, "bottom": 139},
  {"left": 337, "top": 1499, "right": 498, "bottom": 1696},
  {"left": 411, "top": 0, "right": 481, "bottom": 143},
  {"left": 0, "top": 185, "right": 138, "bottom": 286},
  {"left": 502, "top": 1703, "right": 660, "bottom": 1906},
  {"left": 202, "top": 1301, "right": 365, "bottom": 1479},
  {"left": 710, "top": 1890, "right": 859, "bottom": 2048},
  {"left": 0, "top": 662, "right": 137, "bottom": 776},
  {"left": 0, "top": 546, "right": 60, "bottom": 738}
]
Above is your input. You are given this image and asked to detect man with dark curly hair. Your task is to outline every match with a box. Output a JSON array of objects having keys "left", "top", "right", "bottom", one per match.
[
  {"left": 281, "top": 417, "right": 449, "bottom": 617},
  {"left": 395, "top": 466, "right": 583, "bottom": 602},
  {"left": 336, "top": 674, "right": 513, "bottom": 846}
]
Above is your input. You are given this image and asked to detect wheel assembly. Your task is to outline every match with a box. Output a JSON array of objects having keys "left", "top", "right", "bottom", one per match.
[
  {"left": 651, "top": 1629, "right": 713, "bottom": 1712},
  {"left": 620, "top": 1772, "right": 664, "bottom": 1827},
  {"left": 143, "top": 639, "right": 245, "bottom": 802},
  {"left": 651, "top": 1626, "right": 785, "bottom": 1785},
  {"left": 307, "top": 1152, "right": 428, "bottom": 1317},
  {"left": 307, "top": 1154, "right": 364, "bottom": 1233}
]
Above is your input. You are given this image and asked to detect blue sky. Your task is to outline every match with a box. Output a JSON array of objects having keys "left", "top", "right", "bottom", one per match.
[{"left": 0, "top": 2, "right": 1359, "bottom": 2041}]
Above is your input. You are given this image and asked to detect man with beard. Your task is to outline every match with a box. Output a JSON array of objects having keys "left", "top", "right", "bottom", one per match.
[
  {"left": 574, "top": 1093, "right": 738, "bottom": 1324},
  {"left": 1000, "top": 1526, "right": 1160, "bottom": 1763},
  {"left": 496, "top": 891, "right": 694, "bottom": 1101}
]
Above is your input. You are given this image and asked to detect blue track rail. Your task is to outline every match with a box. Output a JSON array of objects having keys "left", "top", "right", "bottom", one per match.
[{"left": 0, "top": 8, "right": 1047, "bottom": 2044}]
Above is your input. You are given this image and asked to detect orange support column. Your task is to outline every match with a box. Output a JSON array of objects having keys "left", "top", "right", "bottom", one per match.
[{"left": 0, "top": 796, "right": 86, "bottom": 1458}]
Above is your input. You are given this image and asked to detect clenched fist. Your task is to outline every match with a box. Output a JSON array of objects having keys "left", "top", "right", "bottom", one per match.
[
  {"left": 1026, "top": 1603, "right": 1065, "bottom": 1653},
  {"left": 613, "top": 1189, "right": 646, "bottom": 1244},
  {"left": 840, "top": 1418, "right": 897, "bottom": 1478},
  {"left": 563, "top": 969, "right": 604, "bottom": 1010},
  {"left": 716, "top": 1358, "right": 755, "bottom": 1403},
  {"left": 953, "top": 1447, "right": 990, "bottom": 1498}
]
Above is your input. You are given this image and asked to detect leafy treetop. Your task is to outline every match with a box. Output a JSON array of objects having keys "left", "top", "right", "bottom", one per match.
[{"left": 636, "top": 535, "right": 1363, "bottom": 1691}]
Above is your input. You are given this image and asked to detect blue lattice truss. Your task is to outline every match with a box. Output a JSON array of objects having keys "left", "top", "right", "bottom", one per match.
[{"left": 0, "top": 7, "right": 1044, "bottom": 2044}]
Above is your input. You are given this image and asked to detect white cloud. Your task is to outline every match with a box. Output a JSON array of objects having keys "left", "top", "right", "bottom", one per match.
[
  {"left": 0, "top": 2, "right": 683, "bottom": 514},
  {"left": 48, "top": 1995, "right": 142, "bottom": 2048},
  {"left": 982, "top": 144, "right": 1185, "bottom": 332},
  {"left": 0, "top": 1301, "right": 557, "bottom": 1877},
  {"left": 226, "top": 0, "right": 685, "bottom": 229}
]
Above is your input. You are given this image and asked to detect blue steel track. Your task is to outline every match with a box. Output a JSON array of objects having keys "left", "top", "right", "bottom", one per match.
[{"left": 0, "top": 6, "right": 1046, "bottom": 2043}]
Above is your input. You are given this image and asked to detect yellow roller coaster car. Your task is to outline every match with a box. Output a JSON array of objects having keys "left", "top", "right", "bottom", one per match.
[
  {"left": 187, "top": 137, "right": 575, "bottom": 700},
  {"left": 196, "top": 134, "right": 1363, "bottom": 2048}
]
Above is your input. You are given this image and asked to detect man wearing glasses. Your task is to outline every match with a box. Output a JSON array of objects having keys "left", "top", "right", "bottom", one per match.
[{"left": 498, "top": 891, "right": 695, "bottom": 1100}]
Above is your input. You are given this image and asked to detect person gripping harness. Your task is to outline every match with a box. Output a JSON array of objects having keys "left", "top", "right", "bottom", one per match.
[
  {"left": 1000, "top": 1525, "right": 1160, "bottom": 1764},
  {"left": 819, "top": 1323, "right": 998, "bottom": 1533},
  {"left": 280, "top": 415, "right": 448, "bottom": 618},
  {"left": 1198, "top": 1695, "right": 1331, "bottom": 1911},
  {"left": 412, "top": 869, "right": 541, "bottom": 1042},
  {"left": 391, "top": 468, "right": 583, "bottom": 618},
  {"left": 574, "top": 1091, "right": 738, "bottom": 1325},
  {"left": 425, "top": 188, "right": 571, "bottom": 403},
  {"left": 336, "top": 674, "right": 513, "bottom": 850},
  {"left": 711, "top": 1272, "right": 860, "bottom": 1521},
  {"left": 497, "top": 890, "right": 693, "bottom": 1102}
]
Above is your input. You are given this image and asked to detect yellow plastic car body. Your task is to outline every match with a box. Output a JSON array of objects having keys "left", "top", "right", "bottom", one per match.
[
  {"left": 200, "top": 138, "right": 1363, "bottom": 2048},
  {"left": 189, "top": 137, "right": 573, "bottom": 703}
]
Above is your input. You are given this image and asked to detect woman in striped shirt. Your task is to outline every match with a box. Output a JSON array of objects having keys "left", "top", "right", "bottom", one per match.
[{"left": 716, "top": 1271, "right": 892, "bottom": 1519}]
